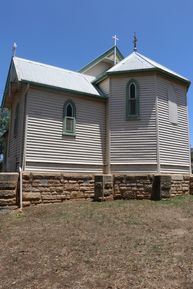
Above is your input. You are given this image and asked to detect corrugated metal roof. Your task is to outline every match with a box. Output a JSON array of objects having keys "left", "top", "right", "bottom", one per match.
[
  {"left": 13, "top": 57, "right": 101, "bottom": 96},
  {"left": 108, "top": 52, "right": 190, "bottom": 83}
]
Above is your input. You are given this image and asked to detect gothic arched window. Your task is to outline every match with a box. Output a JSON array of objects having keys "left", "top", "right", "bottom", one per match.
[
  {"left": 63, "top": 100, "right": 76, "bottom": 135},
  {"left": 126, "top": 80, "right": 139, "bottom": 119}
]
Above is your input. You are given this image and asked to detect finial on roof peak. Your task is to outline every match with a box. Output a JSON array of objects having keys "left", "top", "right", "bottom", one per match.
[
  {"left": 133, "top": 32, "right": 137, "bottom": 52},
  {"left": 12, "top": 42, "right": 17, "bottom": 57},
  {"left": 112, "top": 35, "right": 119, "bottom": 65},
  {"left": 112, "top": 34, "right": 119, "bottom": 47}
]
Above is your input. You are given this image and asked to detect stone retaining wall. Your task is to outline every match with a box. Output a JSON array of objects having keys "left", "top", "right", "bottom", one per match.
[
  {"left": 171, "top": 175, "right": 190, "bottom": 196},
  {"left": 0, "top": 173, "right": 18, "bottom": 206},
  {"left": 113, "top": 174, "right": 190, "bottom": 200},
  {"left": 22, "top": 173, "right": 94, "bottom": 206},
  {"left": 0, "top": 172, "right": 193, "bottom": 208},
  {"left": 113, "top": 175, "right": 153, "bottom": 200}
]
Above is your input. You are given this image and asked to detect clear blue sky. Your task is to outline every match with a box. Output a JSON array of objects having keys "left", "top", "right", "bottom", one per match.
[{"left": 1, "top": 0, "right": 193, "bottom": 144}]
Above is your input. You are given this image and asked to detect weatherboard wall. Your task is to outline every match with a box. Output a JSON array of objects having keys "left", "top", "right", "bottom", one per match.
[
  {"left": 24, "top": 88, "right": 106, "bottom": 172},
  {"left": 157, "top": 75, "right": 190, "bottom": 173},
  {"left": 7, "top": 89, "right": 25, "bottom": 171},
  {"left": 109, "top": 74, "right": 157, "bottom": 173},
  {"left": 98, "top": 78, "right": 110, "bottom": 95},
  {"left": 84, "top": 62, "right": 112, "bottom": 77}
]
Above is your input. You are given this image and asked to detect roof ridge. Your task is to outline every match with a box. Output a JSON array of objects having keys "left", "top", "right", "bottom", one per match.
[
  {"left": 107, "top": 52, "right": 136, "bottom": 72},
  {"left": 135, "top": 52, "right": 156, "bottom": 68}
]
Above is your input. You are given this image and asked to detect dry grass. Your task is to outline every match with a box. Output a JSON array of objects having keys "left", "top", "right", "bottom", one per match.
[{"left": 1, "top": 196, "right": 193, "bottom": 289}]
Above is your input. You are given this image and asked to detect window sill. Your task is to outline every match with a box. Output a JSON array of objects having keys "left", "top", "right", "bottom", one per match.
[
  {"left": 126, "top": 116, "right": 140, "bottom": 121},
  {"left": 62, "top": 132, "right": 76, "bottom": 136}
]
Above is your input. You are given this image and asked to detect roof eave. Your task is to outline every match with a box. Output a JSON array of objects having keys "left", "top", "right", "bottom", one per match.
[
  {"left": 21, "top": 80, "right": 107, "bottom": 100},
  {"left": 1, "top": 58, "right": 14, "bottom": 108},
  {"left": 107, "top": 68, "right": 191, "bottom": 88}
]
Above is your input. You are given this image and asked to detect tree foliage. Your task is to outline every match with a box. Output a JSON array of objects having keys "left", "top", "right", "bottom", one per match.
[{"left": 0, "top": 107, "right": 10, "bottom": 154}]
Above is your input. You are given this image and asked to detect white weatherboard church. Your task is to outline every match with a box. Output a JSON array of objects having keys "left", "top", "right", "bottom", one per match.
[{"left": 2, "top": 37, "right": 191, "bottom": 174}]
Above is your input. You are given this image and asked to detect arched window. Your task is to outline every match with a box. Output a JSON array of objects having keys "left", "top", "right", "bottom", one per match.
[
  {"left": 126, "top": 80, "right": 139, "bottom": 119},
  {"left": 63, "top": 100, "right": 76, "bottom": 135}
]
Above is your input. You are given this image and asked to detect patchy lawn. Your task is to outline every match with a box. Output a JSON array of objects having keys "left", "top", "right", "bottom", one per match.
[{"left": 1, "top": 196, "right": 193, "bottom": 289}]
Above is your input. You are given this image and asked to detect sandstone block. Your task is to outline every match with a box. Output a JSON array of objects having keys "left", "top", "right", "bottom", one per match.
[
  {"left": 65, "top": 183, "right": 79, "bottom": 191},
  {"left": 0, "top": 198, "right": 16, "bottom": 206},
  {"left": 69, "top": 180, "right": 77, "bottom": 184},
  {"left": 171, "top": 175, "right": 184, "bottom": 181},
  {"left": 0, "top": 173, "right": 18, "bottom": 182},
  {"left": 0, "top": 182, "right": 17, "bottom": 190},
  {"left": 31, "top": 200, "right": 42, "bottom": 205},
  {"left": 48, "top": 180, "right": 61, "bottom": 185},
  {"left": 41, "top": 195, "right": 57, "bottom": 200},
  {"left": 22, "top": 201, "right": 31, "bottom": 207},
  {"left": 32, "top": 173, "right": 61, "bottom": 180},
  {"left": 0, "top": 190, "right": 16, "bottom": 198},
  {"left": 23, "top": 192, "right": 41, "bottom": 201},
  {"left": 79, "top": 186, "right": 89, "bottom": 192},
  {"left": 122, "top": 191, "right": 136, "bottom": 199}
]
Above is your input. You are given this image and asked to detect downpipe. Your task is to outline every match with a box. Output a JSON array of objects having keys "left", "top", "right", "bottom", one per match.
[{"left": 19, "top": 167, "right": 23, "bottom": 210}]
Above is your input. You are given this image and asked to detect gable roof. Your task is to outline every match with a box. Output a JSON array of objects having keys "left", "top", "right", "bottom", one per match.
[
  {"left": 108, "top": 51, "right": 190, "bottom": 86},
  {"left": 79, "top": 46, "right": 124, "bottom": 74},
  {"left": 12, "top": 57, "right": 102, "bottom": 97}
]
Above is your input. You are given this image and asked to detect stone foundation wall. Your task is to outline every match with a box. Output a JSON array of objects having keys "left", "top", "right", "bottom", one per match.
[
  {"left": 1, "top": 172, "right": 192, "bottom": 208},
  {"left": 113, "top": 175, "right": 153, "bottom": 200},
  {"left": 0, "top": 173, "right": 18, "bottom": 206},
  {"left": 170, "top": 175, "right": 190, "bottom": 196},
  {"left": 22, "top": 173, "right": 94, "bottom": 206},
  {"left": 189, "top": 176, "right": 193, "bottom": 195},
  {"left": 113, "top": 174, "right": 190, "bottom": 200}
]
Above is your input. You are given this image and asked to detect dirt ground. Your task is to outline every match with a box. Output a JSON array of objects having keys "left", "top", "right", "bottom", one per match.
[{"left": 1, "top": 196, "right": 193, "bottom": 289}]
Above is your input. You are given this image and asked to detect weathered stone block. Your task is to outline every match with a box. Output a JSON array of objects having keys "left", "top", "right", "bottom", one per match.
[
  {"left": 23, "top": 192, "right": 41, "bottom": 201},
  {"left": 0, "top": 190, "right": 16, "bottom": 198},
  {"left": 0, "top": 173, "right": 18, "bottom": 182},
  {"left": 0, "top": 198, "right": 16, "bottom": 206},
  {"left": 22, "top": 201, "right": 31, "bottom": 207},
  {"left": 48, "top": 180, "right": 61, "bottom": 185},
  {"left": 171, "top": 175, "right": 183, "bottom": 181},
  {"left": 32, "top": 173, "right": 61, "bottom": 180},
  {"left": 41, "top": 195, "right": 57, "bottom": 200},
  {"left": 122, "top": 191, "right": 136, "bottom": 199},
  {"left": 0, "top": 182, "right": 17, "bottom": 190},
  {"left": 65, "top": 183, "right": 79, "bottom": 191}
]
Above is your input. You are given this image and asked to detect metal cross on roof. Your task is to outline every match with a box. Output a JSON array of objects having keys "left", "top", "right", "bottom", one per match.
[
  {"left": 112, "top": 35, "right": 119, "bottom": 65},
  {"left": 133, "top": 32, "right": 137, "bottom": 51},
  {"left": 112, "top": 34, "right": 119, "bottom": 46},
  {"left": 12, "top": 42, "right": 17, "bottom": 57}
]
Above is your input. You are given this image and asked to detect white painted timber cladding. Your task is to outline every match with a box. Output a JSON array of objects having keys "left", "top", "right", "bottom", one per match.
[
  {"left": 25, "top": 89, "right": 105, "bottom": 172},
  {"left": 7, "top": 90, "right": 25, "bottom": 171},
  {"left": 99, "top": 78, "right": 110, "bottom": 95},
  {"left": 110, "top": 75, "right": 157, "bottom": 172},
  {"left": 157, "top": 76, "right": 190, "bottom": 172},
  {"left": 85, "top": 62, "right": 112, "bottom": 77}
]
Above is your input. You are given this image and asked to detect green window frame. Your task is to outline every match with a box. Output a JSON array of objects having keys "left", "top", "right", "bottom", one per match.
[
  {"left": 63, "top": 100, "right": 76, "bottom": 135},
  {"left": 126, "top": 79, "right": 140, "bottom": 120}
]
